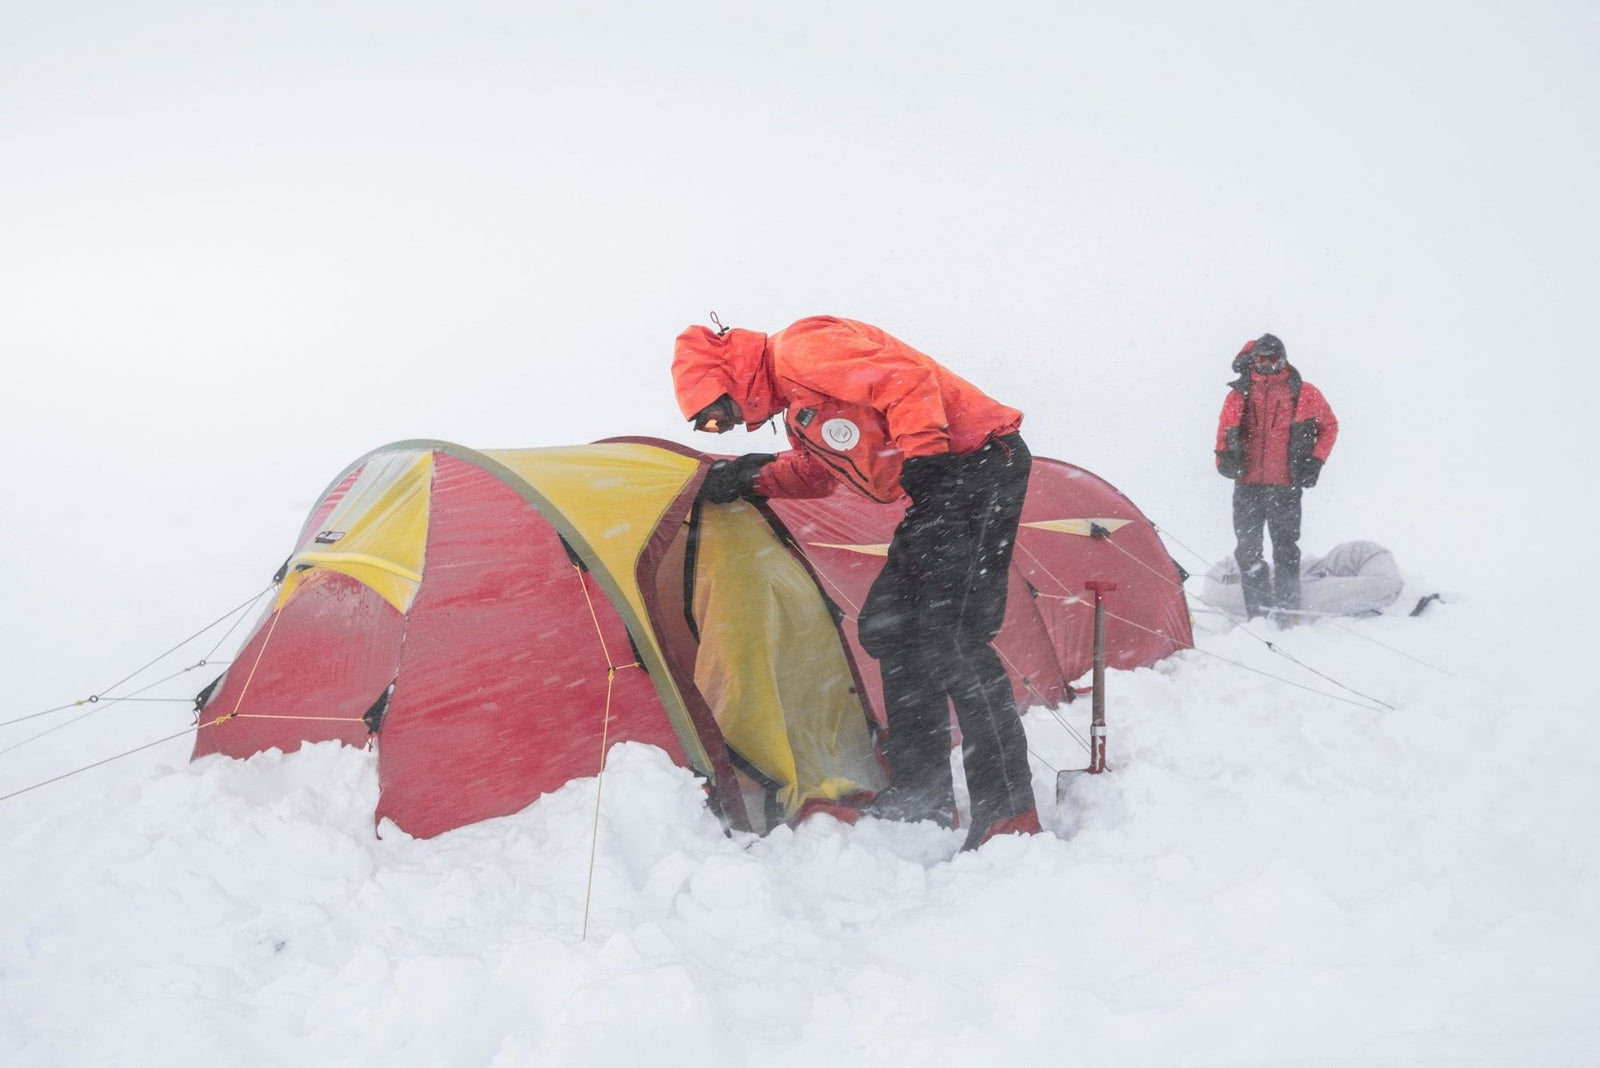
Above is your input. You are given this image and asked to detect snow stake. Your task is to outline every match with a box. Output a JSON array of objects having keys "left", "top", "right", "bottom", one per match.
[{"left": 1057, "top": 580, "right": 1117, "bottom": 804}]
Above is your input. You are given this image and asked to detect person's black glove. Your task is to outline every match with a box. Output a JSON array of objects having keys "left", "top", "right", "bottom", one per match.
[
  {"left": 1293, "top": 457, "right": 1324, "bottom": 488},
  {"left": 897, "top": 453, "right": 963, "bottom": 502},
  {"left": 698, "top": 453, "right": 776, "bottom": 504},
  {"left": 1217, "top": 428, "right": 1244, "bottom": 480}
]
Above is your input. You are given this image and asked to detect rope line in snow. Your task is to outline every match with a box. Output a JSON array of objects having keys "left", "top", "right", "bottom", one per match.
[
  {"left": 576, "top": 557, "right": 630, "bottom": 943},
  {"left": 571, "top": 563, "right": 647, "bottom": 939},
  {"left": 1149, "top": 539, "right": 1408, "bottom": 710},
  {"left": 0, "top": 704, "right": 105, "bottom": 757},
  {"left": 1, "top": 659, "right": 227, "bottom": 755},
  {"left": 0, "top": 706, "right": 370, "bottom": 808},
  {"left": 0, "top": 726, "right": 201, "bottom": 804},
  {"left": 1186, "top": 645, "right": 1388, "bottom": 713},
  {"left": 1312, "top": 615, "right": 1452, "bottom": 675},
  {"left": 1151, "top": 523, "right": 1451, "bottom": 676},
  {"left": 1030, "top": 576, "right": 1393, "bottom": 717},
  {"left": 582, "top": 664, "right": 617, "bottom": 942},
  {"left": 1254, "top": 634, "right": 1396, "bottom": 711},
  {"left": 991, "top": 646, "right": 1085, "bottom": 764},
  {"left": 3, "top": 585, "right": 271, "bottom": 730},
  {"left": 92, "top": 586, "right": 272, "bottom": 704},
  {"left": 2, "top": 578, "right": 375, "bottom": 806},
  {"left": 1089, "top": 598, "right": 1389, "bottom": 714}
]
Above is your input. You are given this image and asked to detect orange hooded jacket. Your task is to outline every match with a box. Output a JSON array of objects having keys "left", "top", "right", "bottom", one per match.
[{"left": 673, "top": 316, "right": 1023, "bottom": 503}]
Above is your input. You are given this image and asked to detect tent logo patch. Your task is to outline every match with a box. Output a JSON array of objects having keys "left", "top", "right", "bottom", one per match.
[
  {"left": 821, "top": 418, "right": 860, "bottom": 451},
  {"left": 313, "top": 530, "right": 346, "bottom": 544}
]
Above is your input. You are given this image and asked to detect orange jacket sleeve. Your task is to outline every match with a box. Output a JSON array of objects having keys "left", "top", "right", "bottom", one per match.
[
  {"left": 770, "top": 317, "right": 954, "bottom": 458},
  {"left": 753, "top": 434, "right": 838, "bottom": 499}
]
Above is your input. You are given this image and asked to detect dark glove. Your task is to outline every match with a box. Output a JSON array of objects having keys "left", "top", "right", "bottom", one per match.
[
  {"left": 698, "top": 453, "right": 776, "bottom": 504},
  {"left": 897, "top": 453, "right": 963, "bottom": 502},
  {"left": 1293, "top": 457, "right": 1324, "bottom": 488},
  {"left": 1216, "top": 428, "right": 1244, "bottom": 480}
]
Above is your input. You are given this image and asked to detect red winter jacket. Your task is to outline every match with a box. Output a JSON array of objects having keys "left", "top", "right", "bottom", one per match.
[
  {"left": 672, "top": 316, "right": 1022, "bottom": 503},
  {"left": 1214, "top": 364, "right": 1338, "bottom": 485}
]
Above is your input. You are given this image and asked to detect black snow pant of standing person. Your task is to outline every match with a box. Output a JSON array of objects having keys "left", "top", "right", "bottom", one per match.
[
  {"left": 1233, "top": 483, "right": 1304, "bottom": 620},
  {"left": 857, "top": 432, "right": 1035, "bottom": 838}
]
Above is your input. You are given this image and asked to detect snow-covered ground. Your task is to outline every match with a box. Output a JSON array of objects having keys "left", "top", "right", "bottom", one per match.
[
  {"left": 4, "top": 564, "right": 1596, "bottom": 1066},
  {"left": 5, "top": 3, "right": 1598, "bottom": 1065}
]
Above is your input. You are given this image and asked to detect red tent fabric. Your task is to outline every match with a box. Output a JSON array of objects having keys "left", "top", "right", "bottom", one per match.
[
  {"left": 763, "top": 455, "right": 1192, "bottom": 725},
  {"left": 194, "top": 438, "right": 1190, "bottom": 839}
]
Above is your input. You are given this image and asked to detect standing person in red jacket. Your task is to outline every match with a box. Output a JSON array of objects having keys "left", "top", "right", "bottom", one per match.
[
  {"left": 673, "top": 315, "right": 1040, "bottom": 849},
  {"left": 1214, "top": 333, "right": 1339, "bottom": 623}
]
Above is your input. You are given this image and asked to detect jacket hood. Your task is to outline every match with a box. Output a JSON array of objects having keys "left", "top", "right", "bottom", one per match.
[
  {"left": 1231, "top": 334, "right": 1287, "bottom": 376},
  {"left": 672, "top": 325, "right": 783, "bottom": 426}
]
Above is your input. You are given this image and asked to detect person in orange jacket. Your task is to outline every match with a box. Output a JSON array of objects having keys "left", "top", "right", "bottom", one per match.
[
  {"left": 1214, "top": 333, "right": 1339, "bottom": 623},
  {"left": 673, "top": 315, "right": 1040, "bottom": 849}
]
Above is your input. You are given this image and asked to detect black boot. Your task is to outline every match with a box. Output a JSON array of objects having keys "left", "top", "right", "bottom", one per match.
[
  {"left": 1240, "top": 559, "right": 1272, "bottom": 620},
  {"left": 864, "top": 784, "right": 958, "bottom": 829}
]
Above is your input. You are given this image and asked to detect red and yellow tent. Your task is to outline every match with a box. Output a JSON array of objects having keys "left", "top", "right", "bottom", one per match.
[{"left": 194, "top": 438, "right": 1190, "bottom": 837}]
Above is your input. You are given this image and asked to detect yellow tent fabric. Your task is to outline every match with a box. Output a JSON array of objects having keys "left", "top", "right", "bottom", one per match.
[
  {"left": 273, "top": 439, "right": 881, "bottom": 820},
  {"left": 277, "top": 449, "right": 434, "bottom": 613},
  {"left": 486, "top": 443, "right": 712, "bottom": 772},
  {"left": 690, "top": 500, "right": 883, "bottom": 815},
  {"left": 486, "top": 444, "right": 699, "bottom": 631}
]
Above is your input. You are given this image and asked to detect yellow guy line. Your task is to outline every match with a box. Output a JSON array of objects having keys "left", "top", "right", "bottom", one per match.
[
  {"left": 573, "top": 561, "right": 631, "bottom": 941},
  {"left": 212, "top": 607, "right": 284, "bottom": 725}
]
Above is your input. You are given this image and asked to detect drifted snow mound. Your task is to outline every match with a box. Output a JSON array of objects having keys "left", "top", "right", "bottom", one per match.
[{"left": 1203, "top": 540, "right": 1404, "bottom": 620}]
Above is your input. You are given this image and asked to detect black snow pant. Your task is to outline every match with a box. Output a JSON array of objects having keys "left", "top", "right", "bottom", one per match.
[
  {"left": 1232, "top": 483, "right": 1303, "bottom": 619},
  {"left": 858, "top": 433, "right": 1035, "bottom": 831}
]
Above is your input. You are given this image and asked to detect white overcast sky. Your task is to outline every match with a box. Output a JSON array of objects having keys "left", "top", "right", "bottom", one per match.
[{"left": 3, "top": 1, "right": 1597, "bottom": 717}]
